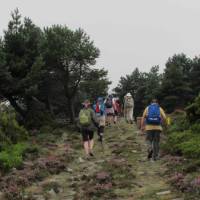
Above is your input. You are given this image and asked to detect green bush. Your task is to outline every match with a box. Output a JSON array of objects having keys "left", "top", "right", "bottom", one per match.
[
  {"left": 190, "top": 123, "right": 200, "bottom": 134},
  {"left": 186, "top": 94, "right": 200, "bottom": 122},
  {"left": 167, "top": 113, "right": 190, "bottom": 133},
  {"left": 163, "top": 130, "right": 193, "bottom": 155},
  {"left": 178, "top": 137, "right": 200, "bottom": 158},
  {"left": 0, "top": 151, "right": 23, "bottom": 171},
  {"left": 163, "top": 130, "right": 200, "bottom": 158},
  {"left": 0, "top": 109, "right": 28, "bottom": 147},
  {"left": 0, "top": 143, "right": 28, "bottom": 171}
]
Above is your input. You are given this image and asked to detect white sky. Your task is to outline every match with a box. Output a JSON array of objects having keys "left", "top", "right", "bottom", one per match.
[{"left": 1, "top": 0, "right": 200, "bottom": 88}]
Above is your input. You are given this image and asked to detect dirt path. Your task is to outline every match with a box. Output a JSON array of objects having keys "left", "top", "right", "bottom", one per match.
[{"left": 24, "top": 121, "right": 184, "bottom": 200}]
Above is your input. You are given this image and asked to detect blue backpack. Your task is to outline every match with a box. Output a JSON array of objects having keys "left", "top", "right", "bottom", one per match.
[{"left": 146, "top": 104, "right": 161, "bottom": 125}]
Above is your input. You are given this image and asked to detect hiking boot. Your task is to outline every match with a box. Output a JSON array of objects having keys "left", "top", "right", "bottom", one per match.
[
  {"left": 147, "top": 150, "right": 153, "bottom": 160},
  {"left": 89, "top": 152, "right": 94, "bottom": 157},
  {"left": 153, "top": 155, "right": 160, "bottom": 161},
  {"left": 85, "top": 155, "right": 90, "bottom": 161},
  {"left": 98, "top": 134, "right": 103, "bottom": 142}
]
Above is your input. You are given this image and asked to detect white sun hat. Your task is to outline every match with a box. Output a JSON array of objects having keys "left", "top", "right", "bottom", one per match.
[{"left": 126, "top": 93, "right": 132, "bottom": 97}]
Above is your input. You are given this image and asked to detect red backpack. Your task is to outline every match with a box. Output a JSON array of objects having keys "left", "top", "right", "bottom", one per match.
[{"left": 95, "top": 103, "right": 100, "bottom": 113}]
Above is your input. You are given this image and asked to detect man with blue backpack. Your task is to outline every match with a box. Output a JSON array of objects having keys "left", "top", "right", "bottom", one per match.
[{"left": 141, "top": 99, "right": 167, "bottom": 161}]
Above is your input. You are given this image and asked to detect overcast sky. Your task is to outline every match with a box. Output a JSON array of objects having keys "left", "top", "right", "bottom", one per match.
[{"left": 1, "top": 0, "right": 200, "bottom": 88}]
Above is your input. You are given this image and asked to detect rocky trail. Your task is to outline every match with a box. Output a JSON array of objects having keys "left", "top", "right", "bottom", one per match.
[{"left": 2, "top": 121, "right": 185, "bottom": 200}]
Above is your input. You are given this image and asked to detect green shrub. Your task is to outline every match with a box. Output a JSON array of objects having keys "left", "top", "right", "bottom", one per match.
[
  {"left": 186, "top": 94, "right": 200, "bottom": 122},
  {"left": 0, "top": 151, "right": 22, "bottom": 171},
  {"left": 163, "top": 130, "right": 193, "bottom": 155},
  {"left": 39, "top": 125, "right": 53, "bottom": 134},
  {"left": 0, "top": 143, "right": 28, "bottom": 171},
  {"left": 178, "top": 137, "right": 200, "bottom": 158},
  {"left": 0, "top": 109, "right": 28, "bottom": 146},
  {"left": 167, "top": 114, "right": 190, "bottom": 133},
  {"left": 163, "top": 129, "right": 200, "bottom": 158},
  {"left": 190, "top": 123, "right": 200, "bottom": 134}
]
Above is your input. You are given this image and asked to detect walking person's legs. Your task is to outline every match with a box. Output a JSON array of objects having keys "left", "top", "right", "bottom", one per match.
[
  {"left": 146, "top": 130, "right": 154, "bottom": 159},
  {"left": 83, "top": 141, "right": 90, "bottom": 156},
  {"left": 88, "top": 131, "right": 94, "bottom": 156},
  {"left": 114, "top": 111, "right": 118, "bottom": 124},
  {"left": 82, "top": 129, "right": 94, "bottom": 157},
  {"left": 129, "top": 108, "right": 133, "bottom": 123},
  {"left": 152, "top": 131, "right": 161, "bottom": 160},
  {"left": 124, "top": 108, "right": 128, "bottom": 122}
]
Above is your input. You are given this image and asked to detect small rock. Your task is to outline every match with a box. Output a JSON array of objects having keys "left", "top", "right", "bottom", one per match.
[
  {"left": 48, "top": 189, "right": 57, "bottom": 197},
  {"left": 33, "top": 195, "right": 45, "bottom": 200},
  {"left": 156, "top": 190, "right": 171, "bottom": 196},
  {"left": 67, "top": 167, "right": 73, "bottom": 172},
  {"left": 172, "top": 198, "right": 184, "bottom": 200},
  {"left": 78, "top": 157, "right": 84, "bottom": 163},
  {"left": 95, "top": 159, "right": 105, "bottom": 163},
  {"left": 138, "top": 171, "right": 145, "bottom": 175},
  {"left": 132, "top": 150, "right": 137, "bottom": 153}
]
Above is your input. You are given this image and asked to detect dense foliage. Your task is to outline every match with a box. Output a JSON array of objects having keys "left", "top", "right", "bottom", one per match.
[
  {"left": 0, "top": 9, "right": 111, "bottom": 126},
  {"left": 163, "top": 95, "right": 200, "bottom": 159},
  {"left": 0, "top": 9, "right": 111, "bottom": 171},
  {"left": 114, "top": 54, "right": 200, "bottom": 116}
]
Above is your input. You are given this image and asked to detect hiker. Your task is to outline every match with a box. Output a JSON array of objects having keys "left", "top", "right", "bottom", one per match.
[
  {"left": 113, "top": 97, "right": 121, "bottom": 123},
  {"left": 141, "top": 99, "right": 167, "bottom": 161},
  {"left": 93, "top": 97, "right": 106, "bottom": 142},
  {"left": 124, "top": 93, "right": 134, "bottom": 123},
  {"left": 78, "top": 99, "right": 98, "bottom": 158},
  {"left": 105, "top": 94, "right": 115, "bottom": 126}
]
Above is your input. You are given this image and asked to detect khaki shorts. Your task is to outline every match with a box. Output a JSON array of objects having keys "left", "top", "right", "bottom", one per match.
[{"left": 97, "top": 115, "right": 106, "bottom": 127}]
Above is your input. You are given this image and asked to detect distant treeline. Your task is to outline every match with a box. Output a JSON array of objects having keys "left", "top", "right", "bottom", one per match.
[{"left": 114, "top": 54, "right": 200, "bottom": 117}]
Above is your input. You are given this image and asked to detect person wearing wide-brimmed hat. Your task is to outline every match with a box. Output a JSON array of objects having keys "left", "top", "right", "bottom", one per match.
[
  {"left": 124, "top": 93, "right": 134, "bottom": 123},
  {"left": 78, "top": 99, "right": 98, "bottom": 158}
]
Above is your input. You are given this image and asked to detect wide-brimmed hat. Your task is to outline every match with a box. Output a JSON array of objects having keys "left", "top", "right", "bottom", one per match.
[
  {"left": 82, "top": 99, "right": 91, "bottom": 105},
  {"left": 126, "top": 93, "right": 132, "bottom": 97}
]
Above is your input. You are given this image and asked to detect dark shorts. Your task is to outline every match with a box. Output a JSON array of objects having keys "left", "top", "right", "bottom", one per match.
[
  {"left": 81, "top": 129, "right": 94, "bottom": 142},
  {"left": 114, "top": 110, "right": 118, "bottom": 116}
]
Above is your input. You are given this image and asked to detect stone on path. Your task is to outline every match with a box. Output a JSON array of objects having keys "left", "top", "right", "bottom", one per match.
[
  {"left": 156, "top": 190, "right": 171, "bottom": 196},
  {"left": 172, "top": 198, "right": 184, "bottom": 200},
  {"left": 66, "top": 167, "right": 73, "bottom": 172},
  {"left": 33, "top": 195, "right": 45, "bottom": 200},
  {"left": 132, "top": 150, "right": 137, "bottom": 153},
  {"left": 138, "top": 171, "right": 145, "bottom": 176},
  {"left": 47, "top": 189, "right": 57, "bottom": 198},
  {"left": 78, "top": 157, "right": 84, "bottom": 163}
]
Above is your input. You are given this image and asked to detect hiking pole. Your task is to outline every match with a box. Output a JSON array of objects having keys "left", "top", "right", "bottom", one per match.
[
  {"left": 101, "top": 136, "right": 104, "bottom": 152},
  {"left": 99, "top": 133, "right": 104, "bottom": 153}
]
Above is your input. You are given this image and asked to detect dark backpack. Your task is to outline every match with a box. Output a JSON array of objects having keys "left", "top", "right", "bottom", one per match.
[
  {"left": 105, "top": 98, "right": 113, "bottom": 108},
  {"left": 146, "top": 104, "right": 161, "bottom": 125}
]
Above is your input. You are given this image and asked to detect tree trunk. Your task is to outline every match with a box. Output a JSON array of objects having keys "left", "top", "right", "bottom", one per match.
[
  {"left": 7, "top": 96, "right": 26, "bottom": 119},
  {"left": 67, "top": 97, "right": 75, "bottom": 123},
  {"left": 44, "top": 96, "right": 54, "bottom": 116}
]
